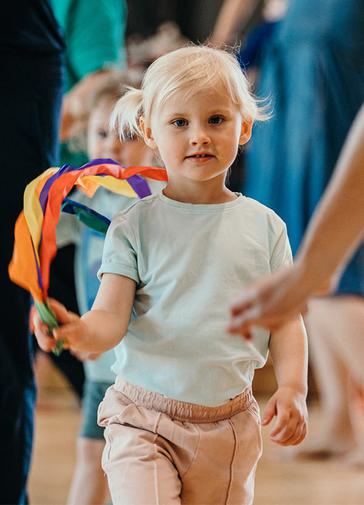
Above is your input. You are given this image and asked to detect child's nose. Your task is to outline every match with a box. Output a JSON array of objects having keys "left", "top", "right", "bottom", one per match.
[{"left": 190, "top": 129, "right": 211, "bottom": 145}]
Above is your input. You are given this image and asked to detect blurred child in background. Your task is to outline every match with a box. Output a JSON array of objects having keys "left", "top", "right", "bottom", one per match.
[{"left": 55, "top": 72, "right": 165, "bottom": 505}]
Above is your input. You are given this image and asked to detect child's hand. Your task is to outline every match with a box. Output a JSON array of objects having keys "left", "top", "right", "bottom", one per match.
[
  {"left": 262, "top": 387, "right": 308, "bottom": 446},
  {"left": 70, "top": 349, "right": 102, "bottom": 362},
  {"left": 33, "top": 298, "right": 90, "bottom": 353}
]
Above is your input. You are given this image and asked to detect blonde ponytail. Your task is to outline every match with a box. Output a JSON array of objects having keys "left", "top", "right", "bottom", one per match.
[{"left": 110, "top": 87, "right": 144, "bottom": 140}]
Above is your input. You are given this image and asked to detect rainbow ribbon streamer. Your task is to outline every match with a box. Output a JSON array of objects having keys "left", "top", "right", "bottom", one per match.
[{"left": 9, "top": 158, "right": 167, "bottom": 354}]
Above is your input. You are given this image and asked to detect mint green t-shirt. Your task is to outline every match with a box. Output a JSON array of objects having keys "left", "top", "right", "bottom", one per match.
[
  {"left": 98, "top": 193, "right": 293, "bottom": 406},
  {"left": 56, "top": 182, "right": 165, "bottom": 382}
]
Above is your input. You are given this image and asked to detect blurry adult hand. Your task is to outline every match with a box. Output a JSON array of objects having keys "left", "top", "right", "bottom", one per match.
[{"left": 227, "top": 264, "right": 335, "bottom": 336}]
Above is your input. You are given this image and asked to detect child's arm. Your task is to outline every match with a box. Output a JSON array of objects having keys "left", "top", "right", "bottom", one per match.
[
  {"left": 263, "top": 317, "right": 308, "bottom": 446},
  {"left": 33, "top": 273, "right": 135, "bottom": 354}
]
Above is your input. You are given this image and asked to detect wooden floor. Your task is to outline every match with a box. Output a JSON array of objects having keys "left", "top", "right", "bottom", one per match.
[{"left": 29, "top": 359, "right": 364, "bottom": 505}]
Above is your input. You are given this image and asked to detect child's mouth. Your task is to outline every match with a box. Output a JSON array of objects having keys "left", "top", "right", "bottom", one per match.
[{"left": 185, "top": 153, "right": 215, "bottom": 160}]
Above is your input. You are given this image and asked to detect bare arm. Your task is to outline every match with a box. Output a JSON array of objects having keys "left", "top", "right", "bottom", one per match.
[
  {"left": 34, "top": 274, "right": 135, "bottom": 354},
  {"left": 228, "top": 105, "right": 364, "bottom": 334},
  {"left": 262, "top": 317, "right": 308, "bottom": 445},
  {"left": 76, "top": 273, "right": 136, "bottom": 352},
  {"left": 296, "top": 104, "right": 364, "bottom": 287},
  {"left": 269, "top": 318, "right": 308, "bottom": 396},
  {"left": 209, "top": 0, "right": 259, "bottom": 47}
]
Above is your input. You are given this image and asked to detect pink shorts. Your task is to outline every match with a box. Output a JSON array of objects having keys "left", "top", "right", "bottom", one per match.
[{"left": 98, "top": 378, "right": 262, "bottom": 505}]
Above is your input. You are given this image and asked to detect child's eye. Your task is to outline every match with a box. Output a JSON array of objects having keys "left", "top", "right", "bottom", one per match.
[
  {"left": 123, "top": 131, "right": 136, "bottom": 142},
  {"left": 208, "top": 115, "right": 224, "bottom": 125},
  {"left": 171, "top": 118, "right": 188, "bottom": 127},
  {"left": 97, "top": 129, "right": 108, "bottom": 139}
]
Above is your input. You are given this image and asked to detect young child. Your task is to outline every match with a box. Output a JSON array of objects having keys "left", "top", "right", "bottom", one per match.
[
  {"left": 35, "top": 46, "right": 308, "bottom": 505},
  {"left": 55, "top": 73, "right": 164, "bottom": 505}
]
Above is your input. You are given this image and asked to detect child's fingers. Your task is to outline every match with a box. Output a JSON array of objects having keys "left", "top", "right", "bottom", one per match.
[
  {"left": 261, "top": 398, "right": 276, "bottom": 426},
  {"left": 269, "top": 409, "right": 291, "bottom": 438},
  {"left": 53, "top": 320, "right": 85, "bottom": 349},
  {"left": 33, "top": 314, "right": 56, "bottom": 352},
  {"left": 278, "top": 421, "right": 306, "bottom": 446},
  {"left": 289, "top": 421, "right": 308, "bottom": 446},
  {"left": 271, "top": 418, "right": 299, "bottom": 444},
  {"left": 47, "top": 298, "right": 78, "bottom": 324},
  {"left": 36, "top": 332, "right": 56, "bottom": 352},
  {"left": 271, "top": 414, "right": 308, "bottom": 445}
]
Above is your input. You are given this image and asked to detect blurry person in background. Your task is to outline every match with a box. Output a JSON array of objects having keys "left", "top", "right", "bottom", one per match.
[
  {"left": 210, "top": 0, "right": 287, "bottom": 49},
  {"left": 1, "top": 2, "right": 64, "bottom": 503},
  {"left": 217, "top": 0, "right": 364, "bottom": 463},
  {"left": 210, "top": 1, "right": 288, "bottom": 193},
  {"left": 39, "top": 0, "right": 128, "bottom": 405},
  {"left": 230, "top": 104, "right": 364, "bottom": 462},
  {"left": 228, "top": 106, "right": 364, "bottom": 331},
  {"left": 56, "top": 72, "right": 162, "bottom": 505}
]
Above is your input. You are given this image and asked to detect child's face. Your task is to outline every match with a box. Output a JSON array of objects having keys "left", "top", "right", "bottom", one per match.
[
  {"left": 142, "top": 86, "right": 251, "bottom": 187},
  {"left": 87, "top": 98, "right": 153, "bottom": 166}
]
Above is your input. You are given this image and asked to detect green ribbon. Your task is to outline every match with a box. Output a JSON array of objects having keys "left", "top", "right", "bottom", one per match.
[{"left": 35, "top": 301, "right": 64, "bottom": 355}]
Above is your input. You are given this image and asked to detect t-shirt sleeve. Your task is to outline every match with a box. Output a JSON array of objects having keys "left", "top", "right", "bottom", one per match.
[
  {"left": 97, "top": 214, "right": 139, "bottom": 283},
  {"left": 270, "top": 222, "right": 293, "bottom": 272}
]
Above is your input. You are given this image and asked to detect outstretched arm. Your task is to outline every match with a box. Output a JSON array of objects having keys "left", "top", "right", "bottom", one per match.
[
  {"left": 295, "top": 105, "right": 364, "bottom": 289},
  {"left": 228, "top": 105, "right": 364, "bottom": 334}
]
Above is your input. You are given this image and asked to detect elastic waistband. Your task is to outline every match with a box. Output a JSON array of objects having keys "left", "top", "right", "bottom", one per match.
[{"left": 114, "top": 377, "right": 254, "bottom": 423}]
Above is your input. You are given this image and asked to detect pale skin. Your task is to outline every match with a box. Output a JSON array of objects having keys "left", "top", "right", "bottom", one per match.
[
  {"left": 228, "top": 104, "right": 364, "bottom": 336},
  {"left": 209, "top": 0, "right": 287, "bottom": 48},
  {"left": 209, "top": 0, "right": 258, "bottom": 47},
  {"left": 34, "top": 84, "right": 308, "bottom": 446}
]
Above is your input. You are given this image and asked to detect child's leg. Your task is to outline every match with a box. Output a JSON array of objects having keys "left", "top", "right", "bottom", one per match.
[
  {"left": 67, "top": 380, "right": 112, "bottom": 505},
  {"left": 180, "top": 397, "right": 262, "bottom": 505},
  {"left": 67, "top": 437, "right": 109, "bottom": 505},
  {"left": 102, "top": 422, "right": 182, "bottom": 505},
  {"left": 98, "top": 379, "right": 261, "bottom": 505}
]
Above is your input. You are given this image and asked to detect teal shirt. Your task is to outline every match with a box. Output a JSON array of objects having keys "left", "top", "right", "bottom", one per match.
[
  {"left": 52, "top": 0, "right": 127, "bottom": 166},
  {"left": 52, "top": 0, "right": 127, "bottom": 91}
]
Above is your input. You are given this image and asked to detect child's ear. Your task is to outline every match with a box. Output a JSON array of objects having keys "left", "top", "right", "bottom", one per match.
[
  {"left": 139, "top": 116, "right": 157, "bottom": 149},
  {"left": 239, "top": 119, "right": 253, "bottom": 146}
]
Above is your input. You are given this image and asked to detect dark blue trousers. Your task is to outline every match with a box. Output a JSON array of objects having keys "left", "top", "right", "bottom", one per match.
[{"left": 0, "top": 52, "right": 63, "bottom": 505}]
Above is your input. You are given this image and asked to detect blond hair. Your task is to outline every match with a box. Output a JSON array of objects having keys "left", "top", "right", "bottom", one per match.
[{"left": 111, "top": 45, "right": 269, "bottom": 140}]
